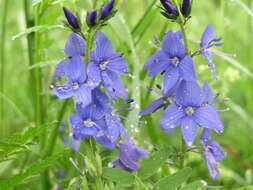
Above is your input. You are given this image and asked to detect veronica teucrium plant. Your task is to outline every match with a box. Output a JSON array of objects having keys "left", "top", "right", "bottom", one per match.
[
  {"left": 141, "top": 0, "right": 231, "bottom": 181},
  {"left": 51, "top": 1, "right": 149, "bottom": 188}
]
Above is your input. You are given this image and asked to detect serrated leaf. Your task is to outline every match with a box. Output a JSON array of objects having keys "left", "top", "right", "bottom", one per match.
[
  {"left": 12, "top": 25, "right": 69, "bottom": 40},
  {"left": 236, "top": 186, "right": 253, "bottom": 190},
  {"left": 0, "top": 149, "right": 68, "bottom": 190},
  {"left": 153, "top": 167, "right": 192, "bottom": 190},
  {"left": 138, "top": 147, "right": 171, "bottom": 179},
  {"left": 102, "top": 168, "right": 135, "bottom": 184},
  {"left": 181, "top": 180, "right": 207, "bottom": 190},
  {"left": 9, "top": 121, "right": 57, "bottom": 144}
]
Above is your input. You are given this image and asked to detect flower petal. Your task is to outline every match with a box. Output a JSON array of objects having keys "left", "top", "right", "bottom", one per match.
[
  {"left": 202, "top": 50, "right": 217, "bottom": 80},
  {"left": 200, "top": 128, "right": 212, "bottom": 145},
  {"left": 202, "top": 81, "right": 214, "bottom": 104},
  {"left": 179, "top": 56, "right": 197, "bottom": 81},
  {"left": 159, "top": 104, "right": 185, "bottom": 130},
  {"left": 163, "top": 67, "right": 179, "bottom": 94},
  {"left": 95, "top": 31, "right": 113, "bottom": 58},
  {"left": 105, "top": 114, "right": 120, "bottom": 143},
  {"left": 53, "top": 59, "right": 69, "bottom": 79},
  {"left": 139, "top": 98, "right": 165, "bottom": 116},
  {"left": 181, "top": 116, "right": 197, "bottom": 146},
  {"left": 200, "top": 24, "right": 215, "bottom": 48},
  {"left": 162, "top": 31, "right": 186, "bottom": 58},
  {"left": 193, "top": 105, "right": 224, "bottom": 133},
  {"left": 87, "top": 62, "right": 101, "bottom": 86},
  {"left": 66, "top": 56, "right": 86, "bottom": 83},
  {"left": 74, "top": 84, "right": 92, "bottom": 108},
  {"left": 102, "top": 70, "right": 127, "bottom": 100},
  {"left": 106, "top": 52, "right": 128, "bottom": 75},
  {"left": 175, "top": 80, "right": 204, "bottom": 107},
  {"left": 144, "top": 50, "right": 169, "bottom": 70},
  {"left": 64, "top": 33, "right": 86, "bottom": 57},
  {"left": 53, "top": 82, "right": 74, "bottom": 99}
]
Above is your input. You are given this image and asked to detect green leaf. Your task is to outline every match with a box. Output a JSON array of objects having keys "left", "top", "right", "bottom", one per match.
[
  {"left": 153, "top": 167, "right": 192, "bottom": 190},
  {"left": 68, "top": 177, "right": 83, "bottom": 190},
  {"left": 12, "top": 25, "right": 69, "bottom": 40},
  {"left": 9, "top": 121, "right": 57, "bottom": 144},
  {"left": 0, "top": 149, "right": 68, "bottom": 190},
  {"left": 138, "top": 147, "right": 171, "bottom": 179},
  {"left": 102, "top": 168, "right": 135, "bottom": 184},
  {"left": 181, "top": 180, "right": 207, "bottom": 190},
  {"left": 236, "top": 186, "right": 253, "bottom": 190}
]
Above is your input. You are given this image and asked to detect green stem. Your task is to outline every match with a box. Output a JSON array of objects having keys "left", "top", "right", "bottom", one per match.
[
  {"left": 179, "top": 138, "right": 186, "bottom": 169},
  {"left": 43, "top": 99, "right": 70, "bottom": 157},
  {"left": 173, "top": 0, "right": 190, "bottom": 54},
  {"left": 0, "top": 0, "right": 9, "bottom": 132}
]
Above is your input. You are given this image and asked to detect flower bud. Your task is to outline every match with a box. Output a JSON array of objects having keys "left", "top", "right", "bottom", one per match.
[
  {"left": 86, "top": 9, "right": 97, "bottom": 27},
  {"left": 181, "top": 0, "right": 191, "bottom": 17},
  {"left": 63, "top": 7, "right": 79, "bottom": 29},
  {"left": 160, "top": 0, "right": 178, "bottom": 16},
  {"left": 101, "top": 0, "right": 115, "bottom": 20}
]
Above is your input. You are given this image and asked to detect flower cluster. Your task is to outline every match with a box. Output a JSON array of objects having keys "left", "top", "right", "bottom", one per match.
[
  {"left": 141, "top": 7, "right": 227, "bottom": 179},
  {"left": 52, "top": 2, "right": 148, "bottom": 173}
]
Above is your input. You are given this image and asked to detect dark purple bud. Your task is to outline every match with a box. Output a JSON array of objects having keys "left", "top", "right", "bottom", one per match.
[
  {"left": 181, "top": 0, "right": 191, "bottom": 16},
  {"left": 160, "top": 0, "right": 178, "bottom": 16},
  {"left": 86, "top": 9, "right": 97, "bottom": 27},
  {"left": 126, "top": 99, "right": 134, "bottom": 104},
  {"left": 63, "top": 7, "right": 79, "bottom": 29},
  {"left": 101, "top": 0, "right": 115, "bottom": 19}
]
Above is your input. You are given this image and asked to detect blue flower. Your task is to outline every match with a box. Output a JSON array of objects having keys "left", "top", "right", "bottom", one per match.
[
  {"left": 86, "top": 9, "right": 98, "bottom": 27},
  {"left": 145, "top": 31, "right": 197, "bottom": 95},
  {"left": 63, "top": 7, "right": 79, "bottom": 29},
  {"left": 87, "top": 31, "right": 128, "bottom": 101},
  {"left": 200, "top": 129, "right": 226, "bottom": 180},
  {"left": 52, "top": 33, "right": 94, "bottom": 107},
  {"left": 101, "top": 0, "right": 115, "bottom": 20},
  {"left": 159, "top": 80, "right": 224, "bottom": 146},
  {"left": 70, "top": 88, "right": 116, "bottom": 149},
  {"left": 112, "top": 142, "right": 149, "bottom": 172},
  {"left": 200, "top": 24, "right": 223, "bottom": 80}
]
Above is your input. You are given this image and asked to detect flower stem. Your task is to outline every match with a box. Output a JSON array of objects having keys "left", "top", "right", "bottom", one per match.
[
  {"left": 172, "top": 0, "right": 190, "bottom": 55},
  {"left": 179, "top": 138, "right": 187, "bottom": 169},
  {"left": 0, "top": 0, "right": 9, "bottom": 132}
]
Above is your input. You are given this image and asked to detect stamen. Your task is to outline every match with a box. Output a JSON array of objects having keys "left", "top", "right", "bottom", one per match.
[
  {"left": 185, "top": 107, "right": 195, "bottom": 115},
  {"left": 84, "top": 119, "right": 95, "bottom": 127},
  {"left": 99, "top": 61, "right": 110, "bottom": 70},
  {"left": 170, "top": 57, "right": 180, "bottom": 67},
  {"left": 118, "top": 115, "right": 146, "bottom": 124},
  {"left": 217, "top": 108, "right": 230, "bottom": 112},
  {"left": 146, "top": 86, "right": 162, "bottom": 96}
]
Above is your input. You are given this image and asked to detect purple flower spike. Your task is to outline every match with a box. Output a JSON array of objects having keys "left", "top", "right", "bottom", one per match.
[
  {"left": 112, "top": 142, "right": 149, "bottom": 172},
  {"left": 86, "top": 9, "right": 97, "bottom": 27},
  {"left": 63, "top": 7, "right": 79, "bottom": 29},
  {"left": 144, "top": 30, "right": 197, "bottom": 95},
  {"left": 160, "top": 0, "right": 178, "bottom": 16},
  {"left": 200, "top": 24, "right": 223, "bottom": 80},
  {"left": 200, "top": 129, "right": 226, "bottom": 180},
  {"left": 101, "top": 0, "right": 115, "bottom": 19},
  {"left": 88, "top": 31, "right": 128, "bottom": 101},
  {"left": 181, "top": 0, "right": 191, "bottom": 16},
  {"left": 159, "top": 81, "right": 224, "bottom": 146}
]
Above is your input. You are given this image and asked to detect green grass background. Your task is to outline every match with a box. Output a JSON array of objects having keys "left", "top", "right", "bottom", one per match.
[{"left": 0, "top": 0, "right": 253, "bottom": 189}]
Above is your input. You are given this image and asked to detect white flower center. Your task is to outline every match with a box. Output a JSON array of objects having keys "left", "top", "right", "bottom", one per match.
[
  {"left": 84, "top": 119, "right": 95, "bottom": 127},
  {"left": 99, "top": 61, "right": 110, "bottom": 70},
  {"left": 171, "top": 57, "right": 180, "bottom": 67},
  {"left": 185, "top": 106, "right": 194, "bottom": 115}
]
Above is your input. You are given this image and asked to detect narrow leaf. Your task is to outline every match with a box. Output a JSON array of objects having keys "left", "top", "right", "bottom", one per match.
[
  {"left": 9, "top": 121, "right": 57, "bottom": 144},
  {"left": 236, "top": 186, "right": 253, "bottom": 190},
  {"left": 181, "top": 180, "right": 207, "bottom": 190},
  {"left": 102, "top": 168, "right": 135, "bottom": 184},
  {"left": 153, "top": 167, "right": 192, "bottom": 190},
  {"left": 0, "top": 149, "right": 68, "bottom": 190},
  {"left": 138, "top": 147, "right": 171, "bottom": 179},
  {"left": 12, "top": 25, "right": 69, "bottom": 40}
]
